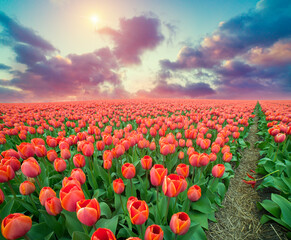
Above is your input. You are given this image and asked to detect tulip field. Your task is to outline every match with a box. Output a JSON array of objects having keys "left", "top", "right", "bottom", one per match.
[{"left": 0, "top": 99, "right": 290, "bottom": 240}]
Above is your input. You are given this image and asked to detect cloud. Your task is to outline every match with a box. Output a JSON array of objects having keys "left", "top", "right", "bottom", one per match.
[
  {"left": 0, "top": 11, "right": 57, "bottom": 52},
  {"left": 0, "top": 63, "right": 11, "bottom": 70},
  {"left": 0, "top": 12, "right": 131, "bottom": 102},
  {"left": 159, "top": 0, "right": 291, "bottom": 99},
  {"left": 136, "top": 80, "right": 215, "bottom": 98},
  {"left": 98, "top": 15, "right": 164, "bottom": 65},
  {"left": 247, "top": 40, "right": 291, "bottom": 66}
]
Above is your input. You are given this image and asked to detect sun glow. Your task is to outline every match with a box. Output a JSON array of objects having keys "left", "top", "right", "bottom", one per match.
[{"left": 90, "top": 15, "right": 99, "bottom": 24}]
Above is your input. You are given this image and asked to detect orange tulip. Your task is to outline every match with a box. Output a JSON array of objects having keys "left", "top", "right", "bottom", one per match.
[
  {"left": 128, "top": 200, "right": 149, "bottom": 225},
  {"left": 21, "top": 157, "right": 41, "bottom": 178},
  {"left": 1, "top": 157, "right": 20, "bottom": 172},
  {"left": 122, "top": 163, "right": 136, "bottom": 179},
  {"left": 1, "top": 213, "right": 32, "bottom": 240},
  {"left": 35, "top": 145, "right": 47, "bottom": 158},
  {"left": 162, "top": 174, "right": 183, "bottom": 198},
  {"left": 91, "top": 228, "right": 116, "bottom": 240},
  {"left": 141, "top": 156, "right": 152, "bottom": 170},
  {"left": 45, "top": 197, "right": 62, "bottom": 216},
  {"left": 54, "top": 158, "right": 67, "bottom": 172},
  {"left": 198, "top": 153, "right": 210, "bottom": 167},
  {"left": 31, "top": 138, "right": 45, "bottom": 146},
  {"left": 150, "top": 164, "right": 168, "bottom": 186},
  {"left": 188, "top": 152, "right": 199, "bottom": 167},
  {"left": 113, "top": 178, "right": 125, "bottom": 194},
  {"left": 47, "top": 150, "right": 58, "bottom": 162},
  {"left": 127, "top": 196, "right": 138, "bottom": 212},
  {"left": 76, "top": 198, "right": 101, "bottom": 226},
  {"left": 144, "top": 224, "right": 164, "bottom": 240},
  {"left": 169, "top": 212, "right": 190, "bottom": 235},
  {"left": 96, "top": 141, "right": 105, "bottom": 151},
  {"left": 82, "top": 141, "right": 94, "bottom": 157},
  {"left": 0, "top": 165, "right": 15, "bottom": 183},
  {"left": 61, "top": 149, "right": 71, "bottom": 160},
  {"left": 39, "top": 187, "right": 56, "bottom": 206},
  {"left": 1, "top": 149, "right": 20, "bottom": 159},
  {"left": 70, "top": 168, "right": 86, "bottom": 185},
  {"left": 222, "top": 152, "right": 232, "bottom": 162},
  {"left": 73, "top": 154, "right": 86, "bottom": 168},
  {"left": 60, "top": 183, "right": 85, "bottom": 212},
  {"left": 176, "top": 163, "right": 189, "bottom": 178},
  {"left": 212, "top": 164, "right": 225, "bottom": 178},
  {"left": 62, "top": 177, "right": 81, "bottom": 188},
  {"left": 19, "top": 181, "right": 35, "bottom": 195},
  {"left": 187, "top": 185, "right": 201, "bottom": 202},
  {"left": 274, "top": 133, "right": 286, "bottom": 143},
  {"left": 16, "top": 142, "right": 35, "bottom": 160}
]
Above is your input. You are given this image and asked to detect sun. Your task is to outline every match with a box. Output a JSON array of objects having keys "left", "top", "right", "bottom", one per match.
[{"left": 90, "top": 15, "right": 99, "bottom": 24}]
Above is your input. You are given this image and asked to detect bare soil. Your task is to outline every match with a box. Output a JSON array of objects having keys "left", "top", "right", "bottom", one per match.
[{"left": 206, "top": 112, "right": 288, "bottom": 240}]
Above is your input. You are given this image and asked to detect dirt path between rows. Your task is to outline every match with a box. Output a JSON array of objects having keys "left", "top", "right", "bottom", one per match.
[{"left": 206, "top": 110, "right": 288, "bottom": 240}]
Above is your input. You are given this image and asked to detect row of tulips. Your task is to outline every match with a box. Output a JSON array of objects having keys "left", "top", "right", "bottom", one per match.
[
  {"left": 250, "top": 102, "right": 291, "bottom": 238},
  {"left": 0, "top": 100, "right": 256, "bottom": 239}
]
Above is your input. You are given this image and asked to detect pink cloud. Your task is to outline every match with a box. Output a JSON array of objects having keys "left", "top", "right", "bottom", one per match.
[
  {"left": 247, "top": 40, "right": 291, "bottom": 66},
  {"left": 98, "top": 15, "right": 164, "bottom": 65}
]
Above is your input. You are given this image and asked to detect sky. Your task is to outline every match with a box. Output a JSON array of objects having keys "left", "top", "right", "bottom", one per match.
[{"left": 0, "top": 0, "right": 290, "bottom": 102}]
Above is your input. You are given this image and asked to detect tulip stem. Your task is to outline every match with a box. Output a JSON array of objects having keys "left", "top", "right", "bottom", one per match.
[
  {"left": 36, "top": 176, "right": 42, "bottom": 189},
  {"left": 191, "top": 167, "right": 195, "bottom": 183},
  {"left": 93, "top": 224, "right": 97, "bottom": 231},
  {"left": 119, "top": 194, "right": 126, "bottom": 214},
  {"left": 156, "top": 186, "right": 160, "bottom": 217},
  {"left": 164, "top": 196, "right": 171, "bottom": 224},
  {"left": 7, "top": 181, "right": 16, "bottom": 198},
  {"left": 274, "top": 143, "right": 279, "bottom": 162},
  {"left": 82, "top": 224, "right": 88, "bottom": 235},
  {"left": 173, "top": 197, "right": 178, "bottom": 212},
  {"left": 139, "top": 224, "right": 143, "bottom": 238},
  {"left": 130, "top": 179, "right": 134, "bottom": 196},
  {"left": 107, "top": 169, "right": 111, "bottom": 185},
  {"left": 24, "top": 235, "right": 31, "bottom": 240},
  {"left": 28, "top": 194, "right": 38, "bottom": 212},
  {"left": 174, "top": 234, "right": 178, "bottom": 240}
]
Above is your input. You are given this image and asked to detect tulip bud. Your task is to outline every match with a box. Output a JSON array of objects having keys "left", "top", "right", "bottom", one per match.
[
  {"left": 39, "top": 187, "right": 56, "bottom": 206},
  {"left": 45, "top": 197, "right": 62, "bottom": 216},
  {"left": 169, "top": 212, "right": 191, "bottom": 235},
  {"left": 222, "top": 152, "right": 232, "bottom": 162},
  {"left": 162, "top": 174, "right": 183, "bottom": 198},
  {"left": 21, "top": 157, "right": 41, "bottom": 178},
  {"left": 54, "top": 158, "right": 67, "bottom": 172},
  {"left": 128, "top": 200, "right": 149, "bottom": 225},
  {"left": 113, "top": 178, "right": 125, "bottom": 194},
  {"left": 274, "top": 133, "right": 286, "bottom": 143},
  {"left": 19, "top": 181, "right": 35, "bottom": 195},
  {"left": 176, "top": 163, "right": 189, "bottom": 178},
  {"left": 141, "top": 156, "right": 152, "bottom": 170},
  {"left": 47, "top": 150, "right": 58, "bottom": 162},
  {"left": 70, "top": 168, "right": 86, "bottom": 185},
  {"left": 60, "top": 183, "right": 85, "bottom": 212},
  {"left": 122, "top": 163, "right": 136, "bottom": 179},
  {"left": 187, "top": 185, "right": 201, "bottom": 201},
  {"left": 91, "top": 228, "right": 116, "bottom": 240},
  {"left": 144, "top": 224, "right": 164, "bottom": 240},
  {"left": 1, "top": 213, "right": 32, "bottom": 240},
  {"left": 212, "top": 164, "right": 225, "bottom": 178},
  {"left": 73, "top": 154, "right": 86, "bottom": 168},
  {"left": 76, "top": 198, "right": 101, "bottom": 226},
  {"left": 150, "top": 164, "right": 168, "bottom": 186}
]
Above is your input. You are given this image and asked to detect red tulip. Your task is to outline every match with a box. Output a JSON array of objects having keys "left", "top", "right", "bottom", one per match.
[
  {"left": 127, "top": 196, "right": 138, "bottom": 212},
  {"left": 1, "top": 213, "right": 32, "bottom": 240},
  {"left": 70, "top": 168, "right": 86, "bottom": 185},
  {"left": 274, "top": 133, "right": 286, "bottom": 143},
  {"left": 141, "top": 156, "right": 152, "bottom": 170},
  {"left": 19, "top": 181, "right": 35, "bottom": 195},
  {"left": 82, "top": 141, "right": 94, "bottom": 157},
  {"left": 0, "top": 165, "right": 15, "bottom": 183},
  {"left": 222, "top": 152, "right": 232, "bottom": 162},
  {"left": 113, "top": 178, "right": 125, "bottom": 194},
  {"left": 47, "top": 150, "right": 58, "bottom": 162},
  {"left": 169, "top": 212, "right": 191, "bottom": 235},
  {"left": 1, "top": 157, "right": 21, "bottom": 172},
  {"left": 187, "top": 185, "right": 201, "bottom": 202},
  {"left": 35, "top": 145, "right": 47, "bottom": 158},
  {"left": 76, "top": 198, "right": 101, "bottom": 226},
  {"left": 61, "top": 149, "right": 71, "bottom": 160},
  {"left": 45, "top": 197, "right": 62, "bottom": 216},
  {"left": 162, "top": 174, "right": 183, "bottom": 198},
  {"left": 150, "top": 164, "right": 168, "bottom": 186},
  {"left": 212, "top": 164, "right": 225, "bottom": 178},
  {"left": 144, "top": 224, "right": 164, "bottom": 240},
  {"left": 21, "top": 157, "right": 41, "bottom": 178},
  {"left": 122, "top": 163, "right": 136, "bottom": 179},
  {"left": 96, "top": 141, "right": 105, "bottom": 151},
  {"left": 176, "top": 163, "right": 189, "bottom": 178},
  {"left": 54, "top": 158, "right": 67, "bottom": 172},
  {"left": 128, "top": 200, "right": 149, "bottom": 225},
  {"left": 1, "top": 149, "right": 20, "bottom": 159},
  {"left": 39, "top": 187, "right": 56, "bottom": 206},
  {"left": 17, "top": 142, "right": 35, "bottom": 160},
  {"left": 60, "top": 183, "right": 85, "bottom": 212},
  {"left": 91, "top": 228, "right": 116, "bottom": 240},
  {"left": 73, "top": 154, "right": 86, "bottom": 168}
]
